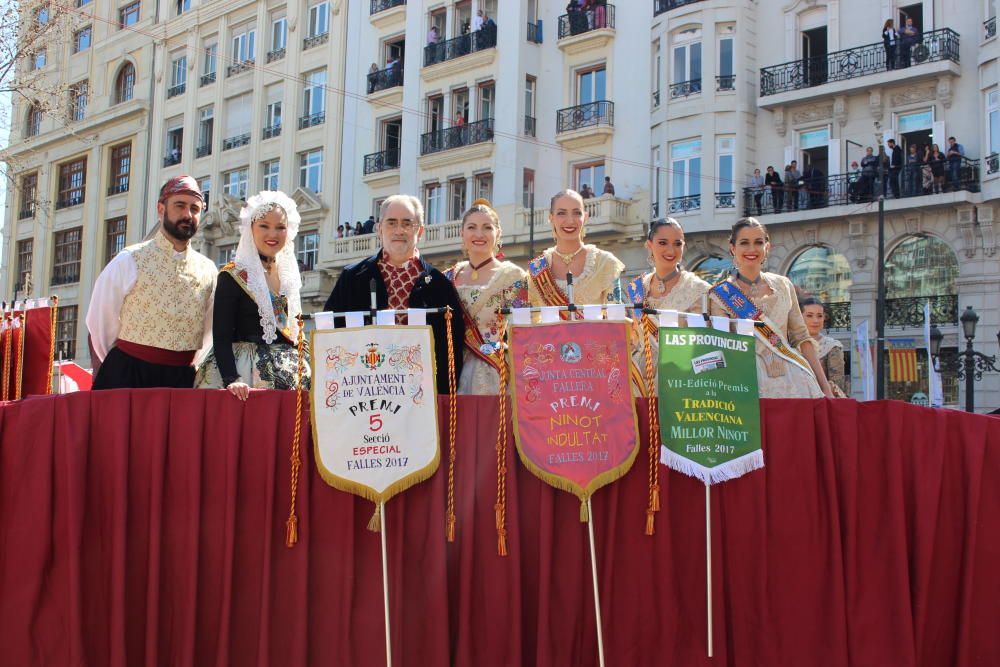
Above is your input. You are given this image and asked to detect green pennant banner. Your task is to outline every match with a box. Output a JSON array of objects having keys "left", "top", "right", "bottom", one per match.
[{"left": 657, "top": 326, "right": 763, "bottom": 484}]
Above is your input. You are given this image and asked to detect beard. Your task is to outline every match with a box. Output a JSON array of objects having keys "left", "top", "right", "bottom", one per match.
[{"left": 162, "top": 210, "right": 198, "bottom": 241}]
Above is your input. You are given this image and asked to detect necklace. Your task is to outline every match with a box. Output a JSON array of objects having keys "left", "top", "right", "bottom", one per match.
[
  {"left": 554, "top": 245, "right": 584, "bottom": 265},
  {"left": 260, "top": 255, "right": 275, "bottom": 275},
  {"left": 735, "top": 270, "right": 764, "bottom": 298},
  {"left": 652, "top": 268, "right": 680, "bottom": 294},
  {"left": 468, "top": 257, "right": 494, "bottom": 280}
]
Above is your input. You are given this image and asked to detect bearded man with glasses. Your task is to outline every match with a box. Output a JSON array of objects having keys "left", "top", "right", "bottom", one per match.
[{"left": 324, "top": 194, "right": 464, "bottom": 392}]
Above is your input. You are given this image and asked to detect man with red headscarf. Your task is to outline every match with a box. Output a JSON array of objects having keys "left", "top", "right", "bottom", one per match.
[{"left": 87, "top": 176, "right": 217, "bottom": 389}]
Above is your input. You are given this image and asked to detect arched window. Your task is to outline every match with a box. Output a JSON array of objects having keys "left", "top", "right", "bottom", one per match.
[
  {"left": 885, "top": 235, "right": 958, "bottom": 326},
  {"left": 115, "top": 62, "right": 135, "bottom": 103},
  {"left": 25, "top": 104, "right": 42, "bottom": 137},
  {"left": 787, "top": 245, "right": 852, "bottom": 328},
  {"left": 691, "top": 256, "right": 729, "bottom": 285}
]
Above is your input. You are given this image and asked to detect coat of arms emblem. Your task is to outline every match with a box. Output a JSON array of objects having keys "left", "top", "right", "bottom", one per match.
[{"left": 362, "top": 342, "right": 386, "bottom": 370}]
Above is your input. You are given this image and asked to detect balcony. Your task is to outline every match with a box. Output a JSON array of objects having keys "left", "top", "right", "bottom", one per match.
[
  {"left": 742, "top": 157, "right": 981, "bottom": 217},
  {"left": 824, "top": 302, "right": 851, "bottom": 331},
  {"left": 303, "top": 33, "right": 328, "bottom": 50},
  {"left": 424, "top": 25, "right": 496, "bottom": 68},
  {"left": 262, "top": 124, "right": 281, "bottom": 140},
  {"left": 652, "top": 90, "right": 660, "bottom": 107},
  {"left": 887, "top": 295, "right": 958, "bottom": 327},
  {"left": 654, "top": 0, "right": 702, "bottom": 15},
  {"left": 370, "top": 0, "right": 404, "bottom": 14},
  {"left": 987, "top": 153, "right": 998, "bottom": 175},
  {"left": 199, "top": 72, "right": 216, "bottom": 86},
  {"left": 226, "top": 60, "right": 254, "bottom": 77},
  {"left": 527, "top": 20, "right": 542, "bottom": 44},
  {"left": 668, "top": 194, "right": 700, "bottom": 215},
  {"left": 367, "top": 65, "right": 403, "bottom": 94},
  {"left": 716, "top": 75, "right": 735, "bottom": 91},
  {"left": 556, "top": 100, "right": 614, "bottom": 133},
  {"left": 51, "top": 269, "right": 80, "bottom": 286},
  {"left": 107, "top": 179, "right": 129, "bottom": 196},
  {"left": 195, "top": 144, "right": 211, "bottom": 158},
  {"left": 363, "top": 148, "right": 400, "bottom": 175},
  {"left": 524, "top": 115, "right": 536, "bottom": 137},
  {"left": 557, "top": 4, "right": 614, "bottom": 54},
  {"left": 669, "top": 79, "right": 701, "bottom": 100},
  {"left": 715, "top": 192, "right": 735, "bottom": 209},
  {"left": 759, "top": 28, "right": 960, "bottom": 103},
  {"left": 987, "top": 17, "right": 997, "bottom": 40},
  {"left": 222, "top": 134, "right": 250, "bottom": 151},
  {"left": 298, "top": 112, "right": 325, "bottom": 130},
  {"left": 18, "top": 205, "right": 34, "bottom": 219},
  {"left": 55, "top": 191, "right": 84, "bottom": 209},
  {"left": 421, "top": 118, "right": 493, "bottom": 156},
  {"left": 166, "top": 83, "right": 186, "bottom": 98},
  {"left": 163, "top": 153, "right": 181, "bottom": 167},
  {"left": 266, "top": 48, "right": 285, "bottom": 63}
]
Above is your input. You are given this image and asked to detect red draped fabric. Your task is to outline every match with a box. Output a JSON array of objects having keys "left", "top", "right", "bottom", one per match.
[{"left": 1, "top": 392, "right": 998, "bottom": 666}]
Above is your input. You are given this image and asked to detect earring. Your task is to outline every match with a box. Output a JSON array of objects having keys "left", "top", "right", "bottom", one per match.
[{"left": 647, "top": 253, "right": 655, "bottom": 267}]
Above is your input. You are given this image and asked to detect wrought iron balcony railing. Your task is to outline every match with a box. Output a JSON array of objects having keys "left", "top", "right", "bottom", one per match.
[
  {"left": 166, "top": 83, "right": 185, "bottom": 98},
  {"left": 987, "top": 17, "right": 997, "bottom": 40},
  {"left": 650, "top": 201, "right": 659, "bottom": 218},
  {"left": 652, "top": 90, "right": 660, "bottom": 107},
  {"left": 760, "top": 28, "right": 960, "bottom": 97},
  {"left": 654, "top": 0, "right": 703, "bottom": 15},
  {"left": 823, "top": 302, "right": 851, "bottom": 331},
  {"left": 299, "top": 112, "right": 325, "bottom": 129},
  {"left": 51, "top": 270, "right": 81, "bottom": 286},
  {"left": 887, "top": 295, "right": 958, "bottom": 327},
  {"left": 424, "top": 25, "right": 496, "bottom": 67},
  {"left": 557, "top": 4, "right": 615, "bottom": 39},
  {"left": 527, "top": 20, "right": 542, "bottom": 44},
  {"left": 262, "top": 124, "right": 281, "bottom": 140},
  {"left": 364, "top": 148, "right": 400, "bottom": 175},
  {"left": 303, "top": 33, "right": 328, "bottom": 50},
  {"left": 742, "top": 157, "right": 981, "bottom": 216},
  {"left": 367, "top": 65, "right": 403, "bottom": 94},
  {"left": 524, "top": 115, "right": 536, "bottom": 137},
  {"left": 420, "top": 118, "right": 494, "bottom": 155},
  {"left": 162, "top": 153, "right": 181, "bottom": 167},
  {"left": 221, "top": 134, "right": 250, "bottom": 151},
  {"left": 266, "top": 48, "right": 285, "bottom": 63},
  {"left": 987, "top": 153, "right": 998, "bottom": 175},
  {"left": 668, "top": 194, "right": 700, "bottom": 214},
  {"left": 107, "top": 180, "right": 129, "bottom": 196},
  {"left": 18, "top": 205, "right": 34, "bottom": 219},
  {"left": 715, "top": 192, "right": 735, "bottom": 208},
  {"left": 199, "top": 72, "right": 215, "bottom": 86},
  {"left": 370, "top": 0, "right": 404, "bottom": 15},
  {"left": 226, "top": 60, "right": 254, "bottom": 77},
  {"left": 556, "top": 100, "right": 614, "bottom": 133},
  {"left": 669, "top": 79, "right": 702, "bottom": 99},
  {"left": 716, "top": 75, "right": 735, "bottom": 91},
  {"left": 195, "top": 144, "right": 211, "bottom": 158},
  {"left": 55, "top": 192, "right": 84, "bottom": 209}
]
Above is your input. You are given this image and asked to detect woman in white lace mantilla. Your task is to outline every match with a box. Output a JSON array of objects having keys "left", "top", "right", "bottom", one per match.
[{"left": 196, "top": 191, "right": 311, "bottom": 398}]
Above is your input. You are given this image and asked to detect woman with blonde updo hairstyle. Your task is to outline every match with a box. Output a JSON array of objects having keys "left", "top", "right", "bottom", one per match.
[{"left": 446, "top": 199, "right": 529, "bottom": 394}]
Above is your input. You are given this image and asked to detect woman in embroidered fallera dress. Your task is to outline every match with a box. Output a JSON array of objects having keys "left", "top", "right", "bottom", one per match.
[
  {"left": 196, "top": 191, "right": 311, "bottom": 399},
  {"left": 626, "top": 218, "right": 711, "bottom": 395},
  {"left": 527, "top": 189, "right": 624, "bottom": 313},
  {"left": 708, "top": 218, "right": 833, "bottom": 399},
  {"left": 800, "top": 296, "right": 848, "bottom": 397},
  {"left": 446, "top": 200, "right": 529, "bottom": 394}
]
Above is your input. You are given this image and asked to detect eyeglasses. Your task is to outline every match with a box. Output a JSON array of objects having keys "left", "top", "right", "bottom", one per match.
[{"left": 381, "top": 220, "right": 419, "bottom": 232}]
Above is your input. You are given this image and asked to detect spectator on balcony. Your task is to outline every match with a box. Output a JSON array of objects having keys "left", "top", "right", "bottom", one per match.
[
  {"left": 847, "top": 161, "right": 862, "bottom": 202},
  {"left": 337, "top": 224, "right": 344, "bottom": 238},
  {"left": 803, "top": 162, "right": 825, "bottom": 209},
  {"left": 749, "top": 169, "right": 765, "bottom": 215},
  {"left": 786, "top": 160, "right": 804, "bottom": 210},
  {"left": 323, "top": 194, "right": 464, "bottom": 393},
  {"left": 882, "top": 19, "right": 898, "bottom": 70},
  {"left": 899, "top": 16, "right": 920, "bottom": 67},
  {"left": 566, "top": 1, "right": 587, "bottom": 35},
  {"left": 886, "top": 138, "right": 903, "bottom": 199},
  {"left": 367, "top": 62, "right": 378, "bottom": 94},
  {"left": 472, "top": 9, "right": 484, "bottom": 32},
  {"left": 904, "top": 144, "right": 920, "bottom": 197},
  {"left": 764, "top": 165, "right": 783, "bottom": 212},
  {"left": 580, "top": 183, "right": 595, "bottom": 199},
  {"left": 602, "top": 176, "right": 615, "bottom": 196},
  {"left": 363, "top": 215, "right": 376, "bottom": 234},
  {"left": 427, "top": 25, "right": 439, "bottom": 44},
  {"left": 454, "top": 113, "right": 465, "bottom": 127},
  {"left": 355, "top": 221, "right": 364, "bottom": 236},
  {"left": 860, "top": 147, "right": 878, "bottom": 201},
  {"left": 929, "top": 143, "right": 946, "bottom": 193},
  {"left": 921, "top": 144, "right": 935, "bottom": 194},
  {"left": 946, "top": 136, "right": 965, "bottom": 191},
  {"left": 170, "top": 147, "right": 180, "bottom": 164},
  {"left": 593, "top": 0, "right": 607, "bottom": 29}
]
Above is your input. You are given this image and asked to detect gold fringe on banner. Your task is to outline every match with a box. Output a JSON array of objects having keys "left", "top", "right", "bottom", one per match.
[
  {"left": 445, "top": 308, "right": 458, "bottom": 543},
  {"left": 286, "top": 316, "right": 306, "bottom": 548},
  {"left": 494, "top": 313, "right": 509, "bottom": 556},
  {"left": 642, "top": 314, "right": 662, "bottom": 536},
  {"left": 14, "top": 313, "right": 26, "bottom": 400},
  {"left": 46, "top": 296, "right": 58, "bottom": 394}
]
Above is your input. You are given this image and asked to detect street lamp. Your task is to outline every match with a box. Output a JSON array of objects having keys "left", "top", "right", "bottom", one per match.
[{"left": 929, "top": 306, "right": 1000, "bottom": 413}]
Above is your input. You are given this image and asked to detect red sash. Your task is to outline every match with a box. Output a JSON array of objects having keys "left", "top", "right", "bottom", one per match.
[{"left": 116, "top": 340, "right": 196, "bottom": 366}]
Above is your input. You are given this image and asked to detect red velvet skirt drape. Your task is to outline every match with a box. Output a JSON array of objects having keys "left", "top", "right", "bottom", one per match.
[{"left": 1, "top": 391, "right": 998, "bottom": 666}]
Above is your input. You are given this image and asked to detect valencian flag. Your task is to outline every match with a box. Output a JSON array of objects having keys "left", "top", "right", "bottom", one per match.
[
  {"left": 310, "top": 324, "right": 440, "bottom": 522},
  {"left": 657, "top": 322, "right": 763, "bottom": 484},
  {"left": 889, "top": 345, "right": 919, "bottom": 383},
  {"left": 1, "top": 299, "right": 57, "bottom": 400},
  {"left": 508, "top": 319, "right": 640, "bottom": 520}
]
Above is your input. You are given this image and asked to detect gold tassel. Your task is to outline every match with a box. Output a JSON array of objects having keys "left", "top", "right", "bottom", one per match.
[
  {"left": 45, "top": 296, "right": 58, "bottom": 394},
  {"left": 285, "top": 515, "right": 298, "bottom": 547},
  {"left": 494, "top": 503, "right": 503, "bottom": 531},
  {"left": 444, "top": 307, "right": 458, "bottom": 543},
  {"left": 580, "top": 499, "right": 589, "bottom": 523},
  {"left": 651, "top": 484, "right": 661, "bottom": 512},
  {"left": 642, "top": 316, "right": 663, "bottom": 535},
  {"left": 497, "top": 529, "right": 508, "bottom": 557},
  {"left": 447, "top": 514, "right": 456, "bottom": 543},
  {"left": 494, "top": 314, "right": 510, "bottom": 556},
  {"left": 285, "top": 316, "right": 306, "bottom": 548},
  {"left": 368, "top": 503, "right": 381, "bottom": 532},
  {"left": 645, "top": 510, "right": 655, "bottom": 536}
]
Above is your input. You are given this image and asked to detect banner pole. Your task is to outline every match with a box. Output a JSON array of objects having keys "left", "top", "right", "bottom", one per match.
[
  {"left": 705, "top": 482, "right": 713, "bottom": 658},
  {"left": 586, "top": 497, "right": 607, "bottom": 667},
  {"left": 380, "top": 502, "right": 393, "bottom": 667}
]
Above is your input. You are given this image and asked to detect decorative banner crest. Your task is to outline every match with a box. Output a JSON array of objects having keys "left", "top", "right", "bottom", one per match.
[
  {"left": 310, "top": 325, "right": 440, "bottom": 506},
  {"left": 508, "top": 320, "right": 640, "bottom": 519},
  {"left": 657, "top": 326, "right": 763, "bottom": 484}
]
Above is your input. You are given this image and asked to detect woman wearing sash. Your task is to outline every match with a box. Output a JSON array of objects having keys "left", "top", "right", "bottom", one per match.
[
  {"left": 626, "top": 218, "right": 710, "bottom": 395},
  {"left": 196, "top": 191, "right": 311, "bottom": 398},
  {"left": 708, "top": 218, "right": 833, "bottom": 398},
  {"left": 527, "top": 189, "right": 624, "bottom": 313},
  {"left": 800, "top": 296, "right": 848, "bottom": 397},
  {"left": 446, "top": 200, "right": 528, "bottom": 394}
]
